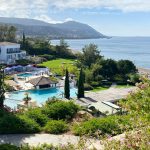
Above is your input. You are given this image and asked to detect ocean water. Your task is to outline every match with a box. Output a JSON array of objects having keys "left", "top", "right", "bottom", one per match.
[{"left": 51, "top": 37, "right": 150, "bottom": 68}]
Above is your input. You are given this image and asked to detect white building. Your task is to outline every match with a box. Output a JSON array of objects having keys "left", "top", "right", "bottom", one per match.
[{"left": 0, "top": 42, "right": 26, "bottom": 64}]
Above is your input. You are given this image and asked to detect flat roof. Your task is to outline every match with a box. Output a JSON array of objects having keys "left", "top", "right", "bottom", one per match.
[
  {"left": 0, "top": 42, "right": 19, "bottom": 46},
  {"left": 89, "top": 101, "right": 121, "bottom": 115}
]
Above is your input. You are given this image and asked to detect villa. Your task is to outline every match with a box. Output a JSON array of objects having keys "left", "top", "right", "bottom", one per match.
[{"left": 0, "top": 42, "right": 26, "bottom": 64}]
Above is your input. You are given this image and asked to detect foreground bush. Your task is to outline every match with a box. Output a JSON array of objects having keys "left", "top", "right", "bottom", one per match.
[
  {"left": 0, "top": 144, "right": 19, "bottom": 150},
  {"left": 72, "top": 115, "right": 132, "bottom": 137},
  {"left": 42, "top": 100, "right": 79, "bottom": 120},
  {"left": 104, "top": 126, "right": 150, "bottom": 150},
  {"left": 23, "top": 108, "right": 48, "bottom": 127},
  {"left": 44, "top": 120, "right": 68, "bottom": 134},
  {"left": 0, "top": 111, "right": 40, "bottom": 134}
]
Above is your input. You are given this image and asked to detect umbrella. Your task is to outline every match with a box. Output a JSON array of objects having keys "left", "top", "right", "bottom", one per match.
[
  {"left": 5, "top": 67, "right": 12, "bottom": 71},
  {"left": 11, "top": 66, "right": 18, "bottom": 69},
  {"left": 17, "top": 65, "right": 22, "bottom": 68}
]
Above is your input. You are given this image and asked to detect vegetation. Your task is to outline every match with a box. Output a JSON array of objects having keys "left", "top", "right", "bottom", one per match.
[
  {"left": 64, "top": 69, "right": 70, "bottom": 99},
  {"left": 72, "top": 115, "right": 132, "bottom": 137},
  {"left": 77, "top": 68, "right": 85, "bottom": 98},
  {"left": 0, "top": 25, "right": 16, "bottom": 42},
  {"left": 0, "top": 99, "right": 79, "bottom": 134},
  {"left": 40, "top": 58, "right": 77, "bottom": 75},
  {"left": 0, "top": 65, "right": 5, "bottom": 108},
  {"left": 91, "top": 86, "right": 109, "bottom": 92},
  {"left": 72, "top": 77, "right": 150, "bottom": 140},
  {"left": 0, "top": 110, "right": 40, "bottom": 134},
  {"left": 42, "top": 100, "right": 79, "bottom": 120},
  {"left": 44, "top": 120, "right": 68, "bottom": 134},
  {"left": 76, "top": 44, "right": 138, "bottom": 89}
]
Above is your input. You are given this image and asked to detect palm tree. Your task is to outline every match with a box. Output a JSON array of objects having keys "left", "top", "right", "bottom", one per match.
[{"left": 23, "top": 93, "right": 31, "bottom": 107}]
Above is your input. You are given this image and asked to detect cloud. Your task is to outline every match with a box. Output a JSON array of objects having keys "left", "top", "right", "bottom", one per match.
[
  {"left": 34, "top": 15, "right": 62, "bottom": 24},
  {"left": 0, "top": 0, "right": 150, "bottom": 21},
  {"left": 64, "top": 18, "right": 74, "bottom": 22}
]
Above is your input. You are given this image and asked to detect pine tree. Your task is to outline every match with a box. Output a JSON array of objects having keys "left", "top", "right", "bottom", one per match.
[
  {"left": 64, "top": 69, "right": 70, "bottom": 99},
  {"left": 78, "top": 68, "right": 84, "bottom": 98},
  {"left": 0, "top": 65, "right": 5, "bottom": 109}
]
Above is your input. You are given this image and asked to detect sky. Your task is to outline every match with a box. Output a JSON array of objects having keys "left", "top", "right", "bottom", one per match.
[{"left": 0, "top": 0, "right": 150, "bottom": 36}]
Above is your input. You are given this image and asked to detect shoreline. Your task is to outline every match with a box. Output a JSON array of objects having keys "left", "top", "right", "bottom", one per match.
[{"left": 138, "top": 67, "right": 150, "bottom": 75}]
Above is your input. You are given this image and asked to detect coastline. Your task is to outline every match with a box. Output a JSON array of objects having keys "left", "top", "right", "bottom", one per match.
[{"left": 138, "top": 67, "right": 150, "bottom": 75}]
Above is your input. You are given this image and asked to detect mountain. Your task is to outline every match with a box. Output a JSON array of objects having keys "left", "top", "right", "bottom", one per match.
[{"left": 0, "top": 17, "right": 106, "bottom": 39}]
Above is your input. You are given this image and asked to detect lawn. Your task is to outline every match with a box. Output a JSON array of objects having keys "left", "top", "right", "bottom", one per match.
[
  {"left": 40, "top": 59, "right": 78, "bottom": 75},
  {"left": 91, "top": 86, "right": 109, "bottom": 92}
]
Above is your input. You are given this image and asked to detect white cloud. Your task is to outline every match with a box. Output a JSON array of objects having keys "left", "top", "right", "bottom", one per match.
[
  {"left": 0, "top": 0, "right": 150, "bottom": 21},
  {"left": 34, "top": 15, "right": 62, "bottom": 24},
  {"left": 64, "top": 18, "right": 74, "bottom": 22}
]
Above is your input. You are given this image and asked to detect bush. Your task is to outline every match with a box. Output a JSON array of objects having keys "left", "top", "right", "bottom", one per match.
[
  {"left": 42, "top": 100, "right": 79, "bottom": 120},
  {"left": 84, "top": 83, "right": 93, "bottom": 91},
  {"left": 0, "top": 144, "right": 19, "bottom": 150},
  {"left": 0, "top": 111, "right": 40, "bottom": 134},
  {"left": 72, "top": 115, "right": 132, "bottom": 137},
  {"left": 44, "top": 120, "right": 68, "bottom": 134},
  {"left": 39, "top": 54, "right": 55, "bottom": 61},
  {"left": 24, "top": 108, "right": 48, "bottom": 127},
  {"left": 90, "top": 81, "right": 99, "bottom": 87}
]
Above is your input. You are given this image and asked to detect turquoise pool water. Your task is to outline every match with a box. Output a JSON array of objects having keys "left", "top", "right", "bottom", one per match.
[
  {"left": 17, "top": 73, "right": 33, "bottom": 78},
  {"left": 5, "top": 87, "right": 77, "bottom": 108}
]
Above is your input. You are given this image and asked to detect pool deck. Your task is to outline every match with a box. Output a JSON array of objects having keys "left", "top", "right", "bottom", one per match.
[{"left": 76, "top": 87, "right": 137, "bottom": 106}]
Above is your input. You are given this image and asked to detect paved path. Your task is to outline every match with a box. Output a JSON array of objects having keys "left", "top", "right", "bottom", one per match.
[
  {"left": 76, "top": 87, "right": 137, "bottom": 106},
  {"left": 0, "top": 134, "right": 103, "bottom": 150}
]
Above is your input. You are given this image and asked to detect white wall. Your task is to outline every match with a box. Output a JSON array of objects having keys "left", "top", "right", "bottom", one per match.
[{"left": 0, "top": 43, "right": 26, "bottom": 64}]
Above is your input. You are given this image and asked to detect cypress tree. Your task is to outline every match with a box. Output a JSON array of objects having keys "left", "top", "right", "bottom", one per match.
[
  {"left": 0, "top": 65, "right": 5, "bottom": 109},
  {"left": 22, "top": 32, "right": 26, "bottom": 49},
  {"left": 78, "top": 68, "right": 84, "bottom": 98},
  {"left": 64, "top": 69, "right": 70, "bottom": 99}
]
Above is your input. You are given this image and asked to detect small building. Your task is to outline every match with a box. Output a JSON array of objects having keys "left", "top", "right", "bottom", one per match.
[
  {"left": 0, "top": 42, "right": 26, "bottom": 64},
  {"left": 28, "top": 76, "right": 58, "bottom": 89}
]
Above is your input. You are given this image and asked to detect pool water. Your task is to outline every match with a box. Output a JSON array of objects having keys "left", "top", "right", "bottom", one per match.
[
  {"left": 17, "top": 73, "right": 33, "bottom": 78},
  {"left": 5, "top": 87, "right": 77, "bottom": 108}
]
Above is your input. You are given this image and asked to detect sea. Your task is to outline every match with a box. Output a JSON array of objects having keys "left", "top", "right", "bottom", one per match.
[{"left": 51, "top": 37, "right": 150, "bottom": 69}]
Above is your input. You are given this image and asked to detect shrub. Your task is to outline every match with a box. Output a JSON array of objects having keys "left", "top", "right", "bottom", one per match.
[
  {"left": 44, "top": 120, "right": 68, "bottom": 134},
  {"left": 42, "top": 100, "right": 79, "bottom": 120},
  {"left": 0, "top": 111, "right": 40, "bottom": 134},
  {"left": 0, "top": 144, "right": 19, "bottom": 150},
  {"left": 84, "top": 83, "right": 93, "bottom": 91},
  {"left": 39, "top": 54, "right": 55, "bottom": 61},
  {"left": 72, "top": 115, "right": 131, "bottom": 137},
  {"left": 24, "top": 108, "right": 48, "bottom": 127},
  {"left": 90, "top": 81, "right": 99, "bottom": 87}
]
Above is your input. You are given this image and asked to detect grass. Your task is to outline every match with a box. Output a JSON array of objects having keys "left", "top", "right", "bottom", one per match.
[
  {"left": 40, "top": 58, "right": 78, "bottom": 75},
  {"left": 91, "top": 86, "right": 109, "bottom": 92}
]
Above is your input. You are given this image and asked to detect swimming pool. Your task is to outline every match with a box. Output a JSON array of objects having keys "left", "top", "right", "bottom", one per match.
[
  {"left": 17, "top": 73, "right": 33, "bottom": 78},
  {"left": 5, "top": 87, "right": 77, "bottom": 108}
]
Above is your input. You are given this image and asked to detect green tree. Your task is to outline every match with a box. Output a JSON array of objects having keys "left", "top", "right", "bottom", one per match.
[
  {"left": 117, "top": 60, "right": 137, "bottom": 75},
  {"left": 78, "top": 68, "right": 84, "bottom": 98},
  {"left": 0, "top": 65, "right": 5, "bottom": 109},
  {"left": 79, "top": 44, "right": 102, "bottom": 68},
  {"left": 0, "top": 25, "right": 16, "bottom": 42},
  {"left": 99, "top": 59, "right": 118, "bottom": 80},
  {"left": 64, "top": 69, "right": 70, "bottom": 99}
]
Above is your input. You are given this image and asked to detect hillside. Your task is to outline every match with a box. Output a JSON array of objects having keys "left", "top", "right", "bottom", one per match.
[{"left": 0, "top": 17, "right": 106, "bottom": 39}]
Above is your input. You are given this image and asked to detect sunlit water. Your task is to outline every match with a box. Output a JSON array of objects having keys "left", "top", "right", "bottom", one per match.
[
  {"left": 5, "top": 87, "right": 77, "bottom": 109},
  {"left": 51, "top": 37, "right": 150, "bottom": 68}
]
